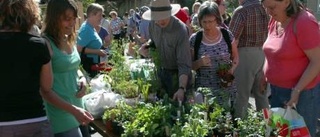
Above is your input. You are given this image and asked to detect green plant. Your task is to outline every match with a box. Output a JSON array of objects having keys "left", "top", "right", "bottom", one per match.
[
  {"left": 121, "top": 102, "right": 172, "bottom": 137},
  {"left": 216, "top": 63, "right": 231, "bottom": 77},
  {"left": 81, "top": 0, "right": 95, "bottom": 11},
  {"left": 103, "top": 101, "right": 135, "bottom": 123},
  {"left": 113, "top": 80, "right": 140, "bottom": 98},
  {"left": 234, "top": 108, "right": 267, "bottom": 137},
  {"left": 136, "top": 78, "right": 151, "bottom": 102},
  {"left": 171, "top": 102, "right": 212, "bottom": 137}
]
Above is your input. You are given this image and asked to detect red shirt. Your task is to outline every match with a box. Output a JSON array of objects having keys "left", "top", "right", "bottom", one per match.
[{"left": 263, "top": 10, "right": 320, "bottom": 89}]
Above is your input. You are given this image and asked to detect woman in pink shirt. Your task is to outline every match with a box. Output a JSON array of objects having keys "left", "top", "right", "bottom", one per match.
[{"left": 262, "top": 0, "right": 320, "bottom": 136}]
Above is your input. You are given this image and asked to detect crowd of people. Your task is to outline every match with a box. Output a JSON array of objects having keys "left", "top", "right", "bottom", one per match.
[{"left": 1, "top": 0, "right": 320, "bottom": 137}]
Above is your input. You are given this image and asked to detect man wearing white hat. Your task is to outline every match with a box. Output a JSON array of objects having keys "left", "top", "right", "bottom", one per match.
[{"left": 139, "top": 0, "right": 192, "bottom": 101}]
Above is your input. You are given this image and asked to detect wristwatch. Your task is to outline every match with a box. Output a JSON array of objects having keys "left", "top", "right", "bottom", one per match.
[{"left": 179, "top": 86, "right": 186, "bottom": 92}]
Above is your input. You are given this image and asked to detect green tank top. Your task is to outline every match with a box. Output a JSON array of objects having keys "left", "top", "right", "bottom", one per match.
[{"left": 44, "top": 38, "right": 82, "bottom": 133}]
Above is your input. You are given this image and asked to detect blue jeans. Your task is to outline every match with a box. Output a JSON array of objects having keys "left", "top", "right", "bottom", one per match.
[
  {"left": 270, "top": 84, "right": 320, "bottom": 137},
  {"left": 54, "top": 127, "right": 82, "bottom": 137}
]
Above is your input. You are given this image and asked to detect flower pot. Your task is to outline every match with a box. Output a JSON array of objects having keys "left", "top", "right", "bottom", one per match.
[
  {"left": 104, "top": 119, "right": 124, "bottom": 135},
  {"left": 219, "top": 73, "right": 234, "bottom": 88},
  {"left": 124, "top": 96, "right": 139, "bottom": 106}
]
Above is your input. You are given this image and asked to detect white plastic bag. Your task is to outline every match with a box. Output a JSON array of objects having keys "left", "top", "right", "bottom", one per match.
[
  {"left": 83, "top": 91, "right": 123, "bottom": 118},
  {"left": 268, "top": 107, "right": 310, "bottom": 137},
  {"left": 90, "top": 74, "right": 111, "bottom": 93}
]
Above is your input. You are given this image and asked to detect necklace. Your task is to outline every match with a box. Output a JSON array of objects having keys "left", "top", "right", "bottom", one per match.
[
  {"left": 203, "top": 32, "right": 220, "bottom": 43},
  {"left": 276, "top": 18, "right": 291, "bottom": 35}
]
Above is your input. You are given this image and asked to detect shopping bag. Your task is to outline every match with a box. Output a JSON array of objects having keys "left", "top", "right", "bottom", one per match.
[
  {"left": 268, "top": 107, "right": 311, "bottom": 137},
  {"left": 83, "top": 91, "right": 122, "bottom": 118}
]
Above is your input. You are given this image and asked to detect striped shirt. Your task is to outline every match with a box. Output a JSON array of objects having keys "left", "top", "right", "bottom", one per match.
[{"left": 229, "top": 0, "right": 268, "bottom": 48}]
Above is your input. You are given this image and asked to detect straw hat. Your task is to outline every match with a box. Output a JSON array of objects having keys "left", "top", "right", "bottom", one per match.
[{"left": 142, "top": 0, "right": 181, "bottom": 21}]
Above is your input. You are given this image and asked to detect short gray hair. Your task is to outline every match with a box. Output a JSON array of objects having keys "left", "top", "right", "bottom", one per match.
[
  {"left": 197, "top": 1, "right": 222, "bottom": 27},
  {"left": 86, "top": 3, "right": 104, "bottom": 17}
]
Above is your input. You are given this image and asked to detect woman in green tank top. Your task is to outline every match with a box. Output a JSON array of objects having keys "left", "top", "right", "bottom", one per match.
[{"left": 42, "top": 0, "right": 94, "bottom": 136}]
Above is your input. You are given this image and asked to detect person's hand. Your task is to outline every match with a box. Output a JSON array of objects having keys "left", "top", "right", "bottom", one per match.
[
  {"left": 97, "top": 49, "right": 108, "bottom": 57},
  {"left": 228, "top": 66, "right": 235, "bottom": 75},
  {"left": 200, "top": 55, "right": 212, "bottom": 67},
  {"left": 138, "top": 43, "right": 149, "bottom": 57},
  {"left": 72, "top": 107, "right": 94, "bottom": 125},
  {"left": 76, "top": 81, "right": 86, "bottom": 98},
  {"left": 286, "top": 89, "right": 301, "bottom": 107},
  {"left": 173, "top": 89, "right": 185, "bottom": 101},
  {"left": 260, "top": 74, "right": 267, "bottom": 94}
]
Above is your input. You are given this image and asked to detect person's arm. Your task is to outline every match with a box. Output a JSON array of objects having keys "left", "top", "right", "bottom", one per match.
[
  {"left": 192, "top": 54, "right": 212, "bottom": 70},
  {"left": 75, "top": 69, "right": 88, "bottom": 98},
  {"left": 40, "top": 62, "right": 94, "bottom": 125},
  {"left": 103, "top": 34, "right": 111, "bottom": 48},
  {"left": 138, "top": 40, "right": 151, "bottom": 57},
  {"left": 77, "top": 45, "right": 107, "bottom": 57},
  {"left": 173, "top": 74, "right": 189, "bottom": 101},
  {"left": 77, "top": 27, "right": 107, "bottom": 57},
  {"left": 229, "top": 39, "right": 239, "bottom": 74},
  {"left": 287, "top": 47, "right": 320, "bottom": 106},
  {"left": 173, "top": 26, "right": 192, "bottom": 101},
  {"left": 190, "top": 35, "right": 211, "bottom": 70}
]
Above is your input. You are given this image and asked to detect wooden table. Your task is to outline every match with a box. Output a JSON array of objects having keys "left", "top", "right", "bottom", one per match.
[{"left": 90, "top": 119, "right": 118, "bottom": 137}]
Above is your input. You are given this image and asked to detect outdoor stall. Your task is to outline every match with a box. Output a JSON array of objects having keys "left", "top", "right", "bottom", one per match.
[{"left": 81, "top": 43, "right": 270, "bottom": 137}]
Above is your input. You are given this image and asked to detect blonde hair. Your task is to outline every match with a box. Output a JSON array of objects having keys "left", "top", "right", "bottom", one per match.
[
  {"left": 192, "top": 2, "right": 201, "bottom": 13},
  {"left": 0, "top": 0, "right": 40, "bottom": 32}
]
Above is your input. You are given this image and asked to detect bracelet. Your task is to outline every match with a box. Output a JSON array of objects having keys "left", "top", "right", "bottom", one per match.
[
  {"left": 179, "top": 86, "right": 186, "bottom": 92},
  {"left": 292, "top": 87, "right": 301, "bottom": 93}
]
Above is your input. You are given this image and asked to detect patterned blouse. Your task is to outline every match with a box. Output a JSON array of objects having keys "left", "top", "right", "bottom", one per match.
[
  {"left": 190, "top": 29, "right": 237, "bottom": 103},
  {"left": 110, "top": 17, "right": 123, "bottom": 35}
]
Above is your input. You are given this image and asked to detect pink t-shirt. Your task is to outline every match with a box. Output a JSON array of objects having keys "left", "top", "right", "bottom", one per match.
[{"left": 263, "top": 10, "right": 320, "bottom": 89}]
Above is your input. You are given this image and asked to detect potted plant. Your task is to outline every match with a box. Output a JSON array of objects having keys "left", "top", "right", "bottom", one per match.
[
  {"left": 102, "top": 101, "right": 135, "bottom": 135},
  {"left": 216, "top": 63, "right": 234, "bottom": 88},
  {"left": 121, "top": 101, "right": 173, "bottom": 137},
  {"left": 233, "top": 108, "right": 267, "bottom": 137}
]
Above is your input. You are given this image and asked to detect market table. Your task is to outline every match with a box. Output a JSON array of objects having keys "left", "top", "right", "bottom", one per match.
[{"left": 90, "top": 119, "right": 118, "bottom": 137}]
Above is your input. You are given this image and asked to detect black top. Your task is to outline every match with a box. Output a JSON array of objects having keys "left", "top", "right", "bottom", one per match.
[{"left": 0, "top": 32, "right": 50, "bottom": 121}]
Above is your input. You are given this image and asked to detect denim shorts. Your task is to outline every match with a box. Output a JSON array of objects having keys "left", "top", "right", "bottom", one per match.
[{"left": 270, "top": 83, "right": 320, "bottom": 137}]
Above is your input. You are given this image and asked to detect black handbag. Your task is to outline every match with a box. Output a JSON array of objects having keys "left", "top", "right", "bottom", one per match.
[{"left": 80, "top": 47, "right": 97, "bottom": 77}]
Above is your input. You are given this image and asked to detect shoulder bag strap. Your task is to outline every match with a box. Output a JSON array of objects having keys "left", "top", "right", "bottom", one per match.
[
  {"left": 194, "top": 30, "right": 203, "bottom": 61},
  {"left": 220, "top": 28, "right": 232, "bottom": 59}
]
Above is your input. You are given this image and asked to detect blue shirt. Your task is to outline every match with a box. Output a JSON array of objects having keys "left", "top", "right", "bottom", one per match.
[
  {"left": 139, "top": 19, "right": 150, "bottom": 40},
  {"left": 77, "top": 21, "right": 103, "bottom": 63}
]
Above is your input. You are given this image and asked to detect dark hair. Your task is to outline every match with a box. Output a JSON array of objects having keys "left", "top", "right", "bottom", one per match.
[
  {"left": 43, "top": 0, "right": 78, "bottom": 46},
  {"left": 198, "top": 1, "right": 222, "bottom": 27},
  {"left": 0, "top": 0, "right": 40, "bottom": 32},
  {"left": 263, "top": 0, "right": 305, "bottom": 17}
]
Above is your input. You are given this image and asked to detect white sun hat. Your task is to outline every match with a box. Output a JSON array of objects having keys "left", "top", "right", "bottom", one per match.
[{"left": 142, "top": 0, "right": 181, "bottom": 21}]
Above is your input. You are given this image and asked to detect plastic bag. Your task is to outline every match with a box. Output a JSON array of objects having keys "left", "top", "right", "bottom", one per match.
[
  {"left": 83, "top": 91, "right": 123, "bottom": 118},
  {"left": 268, "top": 107, "right": 310, "bottom": 137},
  {"left": 90, "top": 74, "right": 111, "bottom": 93}
]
